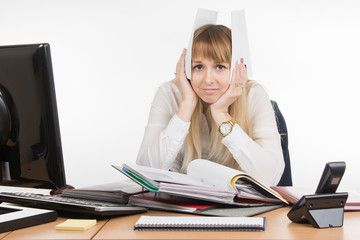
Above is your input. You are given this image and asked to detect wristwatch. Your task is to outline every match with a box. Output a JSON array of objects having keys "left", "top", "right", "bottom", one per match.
[{"left": 219, "top": 119, "right": 236, "bottom": 137}]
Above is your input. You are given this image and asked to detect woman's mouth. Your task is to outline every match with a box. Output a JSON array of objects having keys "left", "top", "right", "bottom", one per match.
[{"left": 202, "top": 88, "right": 219, "bottom": 94}]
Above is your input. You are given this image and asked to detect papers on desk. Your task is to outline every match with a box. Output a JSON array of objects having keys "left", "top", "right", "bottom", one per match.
[
  {"left": 128, "top": 192, "right": 284, "bottom": 217},
  {"left": 60, "top": 179, "right": 145, "bottom": 204},
  {"left": 134, "top": 216, "right": 265, "bottom": 231},
  {"left": 113, "top": 159, "right": 288, "bottom": 207},
  {"left": 129, "top": 192, "right": 218, "bottom": 213}
]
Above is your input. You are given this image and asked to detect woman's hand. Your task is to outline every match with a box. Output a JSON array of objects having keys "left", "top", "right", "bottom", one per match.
[
  {"left": 210, "top": 58, "right": 248, "bottom": 126},
  {"left": 173, "top": 48, "right": 198, "bottom": 122}
]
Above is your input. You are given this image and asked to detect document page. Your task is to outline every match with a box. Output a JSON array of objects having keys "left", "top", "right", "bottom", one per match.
[
  {"left": 187, "top": 159, "right": 248, "bottom": 192},
  {"left": 123, "top": 163, "right": 209, "bottom": 187}
]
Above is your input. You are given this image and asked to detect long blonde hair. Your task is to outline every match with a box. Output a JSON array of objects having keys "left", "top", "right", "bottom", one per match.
[{"left": 181, "top": 24, "right": 256, "bottom": 173}]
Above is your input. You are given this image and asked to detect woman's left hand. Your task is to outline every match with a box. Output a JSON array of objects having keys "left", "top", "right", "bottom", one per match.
[{"left": 210, "top": 58, "right": 248, "bottom": 125}]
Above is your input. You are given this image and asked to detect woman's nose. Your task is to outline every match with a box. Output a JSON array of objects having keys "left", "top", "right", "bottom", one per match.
[{"left": 204, "top": 69, "right": 214, "bottom": 85}]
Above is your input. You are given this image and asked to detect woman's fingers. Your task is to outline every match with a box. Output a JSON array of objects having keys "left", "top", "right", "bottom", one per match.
[
  {"left": 233, "top": 58, "right": 247, "bottom": 89},
  {"left": 240, "top": 59, "right": 248, "bottom": 88},
  {"left": 225, "top": 58, "right": 248, "bottom": 101},
  {"left": 230, "top": 59, "right": 241, "bottom": 88},
  {"left": 173, "top": 48, "right": 198, "bottom": 103},
  {"left": 176, "top": 48, "right": 186, "bottom": 76}
]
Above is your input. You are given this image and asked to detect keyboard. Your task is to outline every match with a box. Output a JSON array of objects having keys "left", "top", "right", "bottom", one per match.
[{"left": 0, "top": 191, "right": 147, "bottom": 217}]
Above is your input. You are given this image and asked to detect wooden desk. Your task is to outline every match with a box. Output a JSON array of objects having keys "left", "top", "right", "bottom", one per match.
[
  {"left": 1, "top": 217, "right": 108, "bottom": 240},
  {"left": 1, "top": 207, "right": 359, "bottom": 240},
  {"left": 94, "top": 207, "right": 359, "bottom": 240}
]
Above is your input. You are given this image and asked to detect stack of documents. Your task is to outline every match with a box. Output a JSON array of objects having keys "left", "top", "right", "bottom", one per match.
[{"left": 113, "top": 159, "right": 288, "bottom": 207}]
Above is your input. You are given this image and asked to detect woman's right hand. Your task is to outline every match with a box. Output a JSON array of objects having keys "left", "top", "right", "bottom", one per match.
[{"left": 173, "top": 48, "right": 198, "bottom": 122}]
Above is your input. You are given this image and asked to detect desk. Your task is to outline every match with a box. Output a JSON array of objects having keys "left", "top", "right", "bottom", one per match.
[
  {"left": 1, "top": 207, "right": 359, "bottom": 240},
  {"left": 1, "top": 218, "right": 109, "bottom": 240}
]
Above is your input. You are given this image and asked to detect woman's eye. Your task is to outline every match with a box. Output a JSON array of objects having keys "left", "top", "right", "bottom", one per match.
[
  {"left": 217, "top": 65, "right": 226, "bottom": 70},
  {"left": 193, "top": 65, "right": 203, "bottom": 70}
]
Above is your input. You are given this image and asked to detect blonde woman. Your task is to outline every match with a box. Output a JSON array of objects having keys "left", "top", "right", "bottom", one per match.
[{"left": 136, "top": 24, "right": 284, "bottom": 186}]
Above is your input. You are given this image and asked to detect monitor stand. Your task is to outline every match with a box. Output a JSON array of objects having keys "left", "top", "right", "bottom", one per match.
[
  {"left": 1, "top": 162, "right": 10, "bottom": 181},
  {"left": 1, "top": 162, "right": 58, "bottom": 189}
]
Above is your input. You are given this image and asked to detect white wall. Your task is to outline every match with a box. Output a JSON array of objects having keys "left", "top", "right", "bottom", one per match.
[{"left": 1, "top": 0, "right": 359, "bottom": 191}]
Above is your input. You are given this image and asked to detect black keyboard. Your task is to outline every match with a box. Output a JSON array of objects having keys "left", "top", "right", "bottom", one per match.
[{"left": 0, "top": 191, "right": 147, "bottom": 217}]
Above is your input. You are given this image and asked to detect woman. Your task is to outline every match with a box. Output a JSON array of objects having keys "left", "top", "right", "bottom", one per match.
[{"left": 136, "top": 24, "right": 284, "bottom": 186}]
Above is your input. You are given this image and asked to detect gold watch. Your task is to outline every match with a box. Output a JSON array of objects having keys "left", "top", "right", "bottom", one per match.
[{"left": 219, "top": 119, "right": 236, "bottom": 137}]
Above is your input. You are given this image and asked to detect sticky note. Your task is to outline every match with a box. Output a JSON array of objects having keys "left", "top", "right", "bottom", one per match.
[{"left": 55, "top": 219, "right": 97, "bottom": 231}]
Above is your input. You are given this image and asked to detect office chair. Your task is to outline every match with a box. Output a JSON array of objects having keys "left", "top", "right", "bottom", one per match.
[{"left": 271, "top": 100, "right": 293, "bottom": 186}]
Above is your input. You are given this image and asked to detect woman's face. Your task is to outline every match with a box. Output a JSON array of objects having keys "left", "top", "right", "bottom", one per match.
[{"left": 191, "top": 57, "right": 231, "bottom": 104}]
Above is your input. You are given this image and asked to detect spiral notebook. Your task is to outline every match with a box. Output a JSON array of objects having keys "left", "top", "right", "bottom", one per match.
[{"left": 134, "top": 216, "right": 265, "bottom": 231}]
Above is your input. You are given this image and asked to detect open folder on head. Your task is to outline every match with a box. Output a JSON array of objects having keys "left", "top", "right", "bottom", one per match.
[
  {"left": 112, "top": 159, "right": 288, "bottom": 207},
  {"left": 185, "top": 8, "right": 253, "bottom": 81}
]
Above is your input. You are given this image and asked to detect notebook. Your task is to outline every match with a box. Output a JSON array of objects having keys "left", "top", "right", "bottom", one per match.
[{"left": 134, "top": 216, "right": 265, "bottom": 231}]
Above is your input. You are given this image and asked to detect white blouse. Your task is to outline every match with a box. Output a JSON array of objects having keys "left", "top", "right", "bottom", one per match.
[{"left": 136, "top": 81, "right": 284, "bottom": 186}]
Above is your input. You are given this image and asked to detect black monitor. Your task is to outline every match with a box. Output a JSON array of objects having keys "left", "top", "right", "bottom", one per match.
[{"left": 0, "top": 43, "right": 66, "bottom": 190}]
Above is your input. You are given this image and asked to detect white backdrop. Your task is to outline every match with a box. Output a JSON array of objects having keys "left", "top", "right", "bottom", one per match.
[{"left": 1, "top": 0, "right": 359, "bottom": 191}]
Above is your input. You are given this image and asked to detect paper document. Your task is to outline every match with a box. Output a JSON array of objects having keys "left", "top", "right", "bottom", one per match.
[{"left": 113, "top": 159, "right": 288, "bottom": 206}]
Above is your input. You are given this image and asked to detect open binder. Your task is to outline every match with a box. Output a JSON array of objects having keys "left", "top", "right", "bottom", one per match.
[{"left": 112, "top": 159, "right": 288, "bottom": 206}]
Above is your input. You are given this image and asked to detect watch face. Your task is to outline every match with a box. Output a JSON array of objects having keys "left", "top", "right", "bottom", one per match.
[{"left": 220, "top": 122, "right": 232, "bottom": 134}]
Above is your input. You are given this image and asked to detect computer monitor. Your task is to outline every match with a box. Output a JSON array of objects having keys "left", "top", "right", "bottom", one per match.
[{"left": 0, "top": 43, "right": 66, "bottom": 189}]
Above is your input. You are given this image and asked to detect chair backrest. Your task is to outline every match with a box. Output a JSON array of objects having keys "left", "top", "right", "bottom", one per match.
[{"left": 271, "top": 100, "right": 293, "bottom": 186}]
